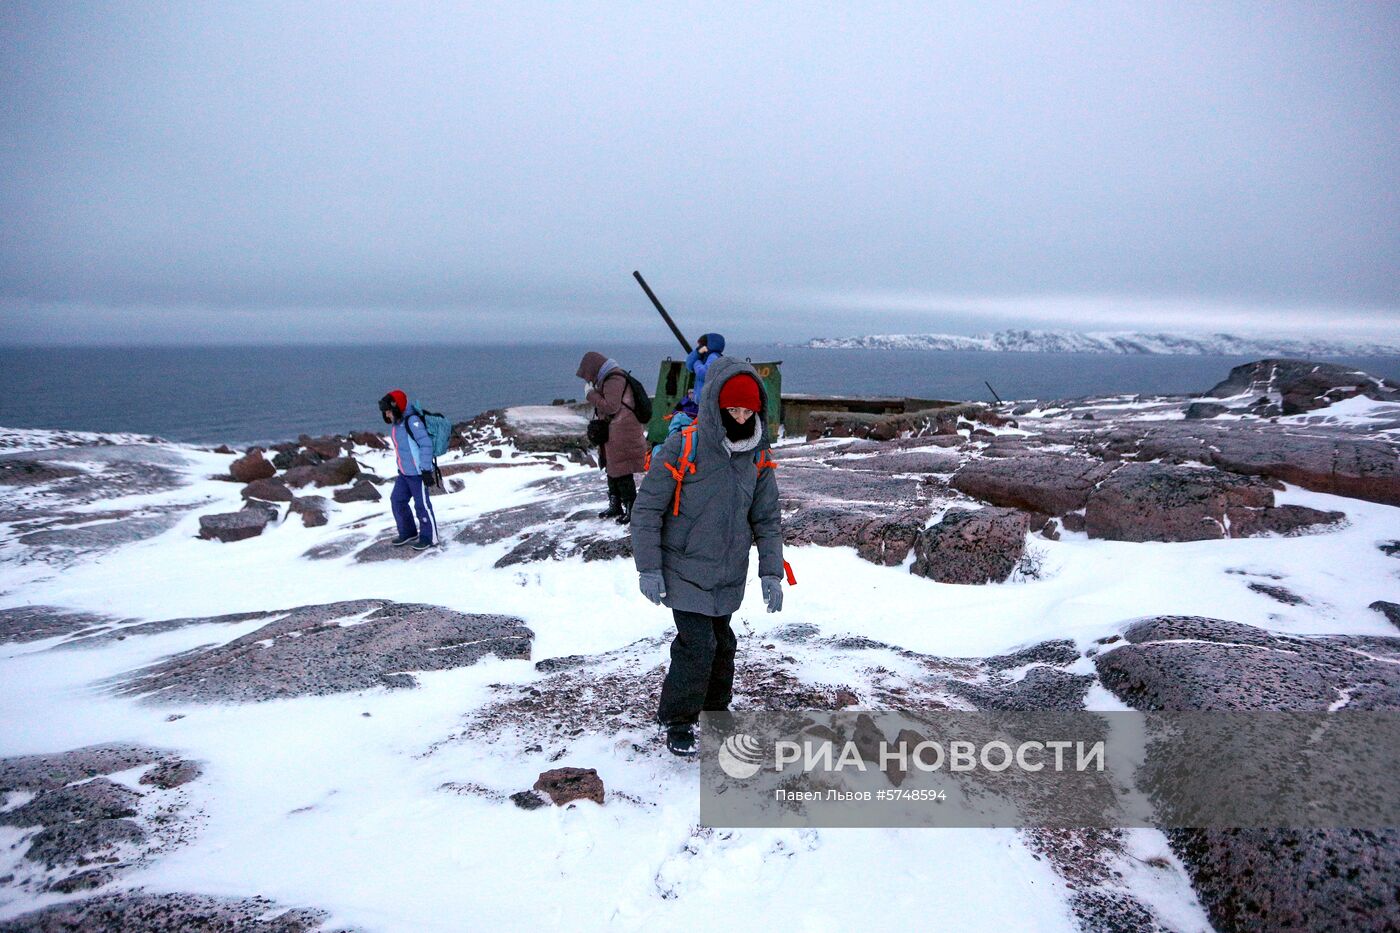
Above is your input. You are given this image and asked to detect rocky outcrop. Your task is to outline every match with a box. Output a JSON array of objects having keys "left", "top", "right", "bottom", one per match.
[
  {"left": 1083, "top": 462, "right": 1342, "bottom": 542},
  {"left": 0, "top": 744, "right": 165, "bottom": 792},
  {"left": 778, "top": 461, "right": 930, "bottom": 510},
  {"left": 1205, "top": 358, "right": 1399, "bottom": 415},
  {"left": 910, "top": 507, "right": 1028, "bottom": 584},
  {"left": 807, "top": 402, "right": 1006, "bottom": 442},
  {"left": 783, "top": 505, "right": 931, "bottom": 566},
  {"left": 1071, "top": 420, "right": 1400, "bottom": 507},
  {"left": 1371, "top": 600, "right": 1400, "bottom": 631},
  {"left": 0, "top": 744, "right": 194, "bottom": 894},
  {"left": 830, "top": 449, "right": 960, "bottom": 474},
  {"left": 0, "top": 893, "right": 331, "bottom": 932},
  {"left": 495, "top": 528, "right": 632, "bottom": 568},
  {"left": 1095, "top": 616, "right": 1400, "bottom": 933},
  {"left": 454, "top": 473, "right": 605, "bottom": 548},
  {"left": 23, "top": 819, "right": 146, "bottom": 870},
  {"left": 1096, "top": 615, "right": 1400, "bottom": 710},
  {"left": 0, "top": 445, "right": 186, "bottom": 503},
  {"left": 0, "top": 606, "right": 121, "bottom": 645},
  {"left": 197, "top": 508, "right": 275, "bottom": 542},
  {"left": 952, "top": 454, "right": 1116, "bottom": 516},
  {"left": 0, "top": 778, "right": 140, "bottom": 828},
  {"left": 113, "top": 600, "right": 533, "bottom": 703},
  {"left": 1183, "top": 402, "right": 1229, "bottom": 420},
  {"left": 227, "top": 449, "right": 276, "bottom": 483},
  {"left": 0, "top": 460, "right": 82, "bottom": 485}
]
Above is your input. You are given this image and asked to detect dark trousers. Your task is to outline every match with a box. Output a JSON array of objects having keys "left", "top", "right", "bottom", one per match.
[
  {"left": 657, "top": 609, "right": 737, "bottom": 726},
  {"left": 390, "top": 473, "right": 437, "bottom": 545}
]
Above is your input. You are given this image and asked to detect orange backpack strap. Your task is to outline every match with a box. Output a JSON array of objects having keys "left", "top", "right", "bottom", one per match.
[
  {"left": 755, "top": 449, "right": 778, "bottom": 473},
  {"left": 664, "top": 425, "right": 698, "bottom": 516}
]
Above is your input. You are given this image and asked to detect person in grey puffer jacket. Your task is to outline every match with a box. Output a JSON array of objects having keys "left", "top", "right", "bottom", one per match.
[{"left": 630, "top": 355, "right": 785, "bottom": 756}]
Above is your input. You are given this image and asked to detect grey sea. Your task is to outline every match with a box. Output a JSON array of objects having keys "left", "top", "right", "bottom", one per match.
[{"left": 2, "top": 344, "right": 1398, "bottom": 446}]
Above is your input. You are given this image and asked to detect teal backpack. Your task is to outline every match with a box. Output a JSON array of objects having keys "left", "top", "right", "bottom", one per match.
[{"left": 407, "top": 403, "right": 453, "bottom": 458}]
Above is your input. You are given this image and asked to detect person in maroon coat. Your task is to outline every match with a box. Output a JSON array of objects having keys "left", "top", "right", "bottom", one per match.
[{"left": 577, "top": 351, "right": 648, "bottom": 524}]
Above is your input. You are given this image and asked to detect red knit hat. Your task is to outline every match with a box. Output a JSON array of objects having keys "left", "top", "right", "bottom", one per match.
[
  {"left": 385, "top": 389, "right": 408, "bottom": 413},
  {"left": 718, "top": 374, "right": 761, "bottom": 412}
]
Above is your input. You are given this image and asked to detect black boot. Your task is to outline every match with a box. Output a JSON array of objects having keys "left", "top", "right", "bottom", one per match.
[
  {"left": 615, "top": 474, "right": 637, "bottom": 525},
  {"left": 598, "top": 475, "right": 623, "bottom": 519},
  {"left": 666, "top": 724, "right": 697, "bottom": 757}
]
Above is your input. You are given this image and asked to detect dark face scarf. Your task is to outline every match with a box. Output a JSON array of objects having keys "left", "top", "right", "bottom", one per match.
[{"left": 720, "top": 407, "right": 757, "bottom": 442}]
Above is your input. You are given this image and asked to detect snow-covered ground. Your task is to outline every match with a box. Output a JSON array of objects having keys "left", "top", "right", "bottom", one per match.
[{"left": 1, "top": 417, "right": 1397, "bottom": 931}]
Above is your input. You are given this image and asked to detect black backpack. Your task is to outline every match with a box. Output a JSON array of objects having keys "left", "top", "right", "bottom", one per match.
[{"left": 604, "top": 370, "right": 653, "bottom": 424}]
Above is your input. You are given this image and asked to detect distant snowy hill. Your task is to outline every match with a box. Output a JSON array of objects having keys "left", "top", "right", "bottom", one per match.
[{"left": 802, "top": 329, "right": 1400, "bottom": 356}]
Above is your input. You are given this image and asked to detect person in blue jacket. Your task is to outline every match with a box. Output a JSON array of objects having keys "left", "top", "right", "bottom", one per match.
[
  {"left": 650, "top": 391, "right": 699, "bottom": 462},
  {"left": 685, "top": 333, "right": 726, "bottom": 400},
  {"left": 379, "top": 389, "right": 438, "bottom": 550}
]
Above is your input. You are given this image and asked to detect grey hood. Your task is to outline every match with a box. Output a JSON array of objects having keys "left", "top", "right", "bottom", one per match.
[{"left": 693, "top": 355, "right": 771, "bottom": 461}]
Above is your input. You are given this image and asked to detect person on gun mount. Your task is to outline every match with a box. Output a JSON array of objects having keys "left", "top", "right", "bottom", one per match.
[
  {"left": 577, "top": 351, "right": 648, "bottom": 525},
  {"left": 685, "top": 333, "right": 725, "bottom": 400},
  {"left": 379, "top": 389, "right": 439, "bottom": 551},
  {"left": 631, "top": 357, "right": 786, "bottom": 757}
]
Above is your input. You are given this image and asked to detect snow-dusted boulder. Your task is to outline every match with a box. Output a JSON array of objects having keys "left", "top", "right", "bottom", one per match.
[
  {"left": 532, "top": 767, "right": 605, "bottom": 806},
  {"left": 227, "top": 449, "right": 275, "bottom": 483},
  {"left": 500, "top": 403, "right": 590, "bottom": 453},
  {"left": 280, "top": 455, "right": 360, "bottom": 488},
  {"left": 288, "top": 495, "right": 331, "bottom": 528},
  {"left": 197, "top": 507, "right": 275, "bottom": 542},
  {"left": 239, "top": 477, "right": 293, "bottom": 502},
  {"left": 332, "top": 479, "right": 381, "bottom": 503},
  {"left": 910, "top": 507, "right": 1029, "bottom": 584}
]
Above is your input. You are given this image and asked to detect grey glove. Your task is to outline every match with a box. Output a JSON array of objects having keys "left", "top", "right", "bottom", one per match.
[
  {"left": 639, "top": 571, "right": 666, "bottom": 605},
  {"left": 761, "top": 576, "right": 783, "bottom": 613}
]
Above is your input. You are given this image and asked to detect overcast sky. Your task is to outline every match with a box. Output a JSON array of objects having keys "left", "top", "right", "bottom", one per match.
[{"left": 1, "top": 1, "right": 1396, "bottom": 345}]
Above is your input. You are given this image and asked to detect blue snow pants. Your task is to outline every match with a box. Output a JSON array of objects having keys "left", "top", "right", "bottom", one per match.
[{"left": 391, "top": 474, "right": 438, "bottom": 545}]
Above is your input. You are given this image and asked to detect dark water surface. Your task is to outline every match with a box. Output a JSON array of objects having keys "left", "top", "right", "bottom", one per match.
[{"left": 2, "top": 344, "right": 1397, "bottom": 446}]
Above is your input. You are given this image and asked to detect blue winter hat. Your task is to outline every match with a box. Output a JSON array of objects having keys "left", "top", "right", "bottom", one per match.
[{"left": 702, "top": 333, "right": 726, "bottom": 354}]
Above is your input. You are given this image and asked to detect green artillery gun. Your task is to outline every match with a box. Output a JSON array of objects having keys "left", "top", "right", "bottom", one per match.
[{"left": 632, "top": 271, "right": 783, "bottom": 446}]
